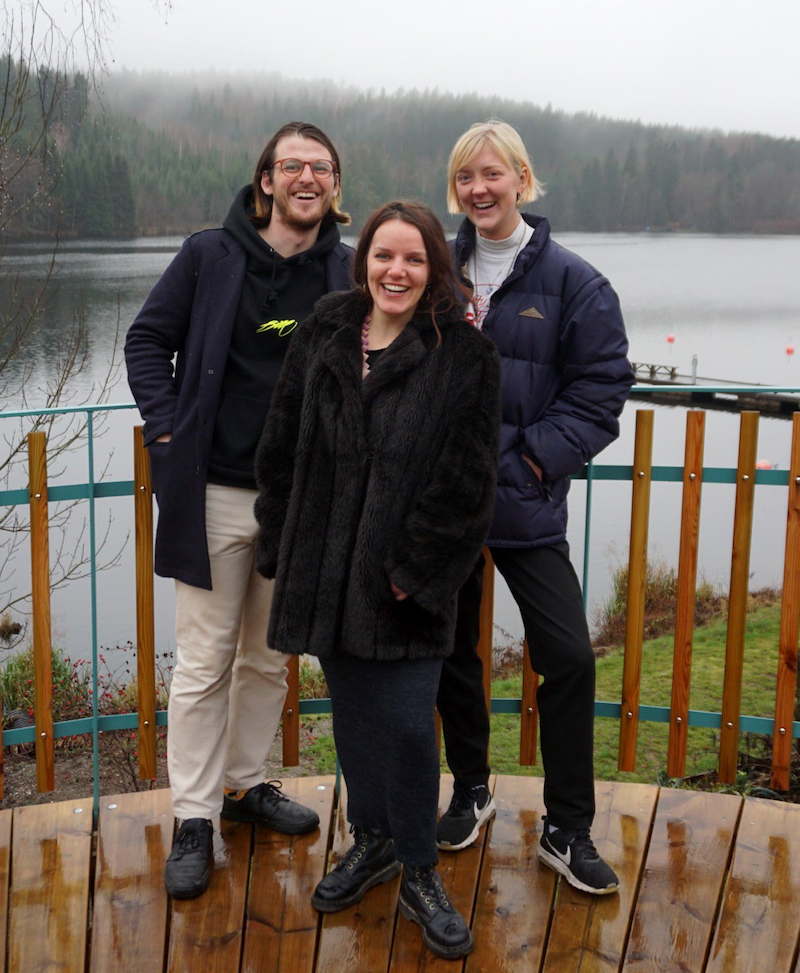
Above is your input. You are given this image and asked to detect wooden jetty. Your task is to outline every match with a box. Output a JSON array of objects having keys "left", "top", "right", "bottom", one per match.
[
  {"left": 4, "top": 775, "right": 799, "bottom": 973},
  {"left": 630, "top": 362, "right": 800, "bottom": 418}
]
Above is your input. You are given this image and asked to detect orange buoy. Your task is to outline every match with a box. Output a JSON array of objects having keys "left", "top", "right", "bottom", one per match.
[
  {"left": 787, "top": 344, "right": 795, "bottom": 356},
  {"left": 756, "top": 459, "right": 772, "bottom": 470},
  {"left": 666, "top": 333, "right": 676, "bottom": 344}
]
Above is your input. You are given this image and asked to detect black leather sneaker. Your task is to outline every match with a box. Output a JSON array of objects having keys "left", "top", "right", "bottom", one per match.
[
  {"left": 221, "top": 781, "right": 320, "bottom": 834},
  {"left": 537, "top": 817, "right": 619, "bottom": 895},
  {"left": 398, "top": 864, "right": 474, "bottom": 959},
  {"left": 311, "top": 828, "right": 401, "bottom": 913},
  {"left": 164, "top": 817, "right": 213, "bottom": 899},
  {"left": 436, "top": 781, "right": 496, "bottom": 851}
]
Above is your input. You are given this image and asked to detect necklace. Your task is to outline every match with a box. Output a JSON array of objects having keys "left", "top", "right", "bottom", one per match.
[{"left": 361, "top": 314, "right": 371, "bottom": 379}]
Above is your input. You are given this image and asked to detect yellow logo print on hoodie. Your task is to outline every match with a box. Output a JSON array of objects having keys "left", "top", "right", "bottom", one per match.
[{"left": 257, "top": 319, "right": 298, "bottom": 337}]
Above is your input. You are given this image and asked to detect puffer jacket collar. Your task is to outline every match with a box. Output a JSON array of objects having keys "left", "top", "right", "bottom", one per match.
[{"left": 454, "top": 212, "right": 551, "bottom": 294}]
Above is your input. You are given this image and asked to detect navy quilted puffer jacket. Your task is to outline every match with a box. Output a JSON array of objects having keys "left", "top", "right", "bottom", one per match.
[{"left": 452, "top": 214, "right": 634, "bottom": 547}]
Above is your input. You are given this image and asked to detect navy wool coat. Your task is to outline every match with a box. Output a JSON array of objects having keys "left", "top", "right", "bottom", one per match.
[
  {"left": 125, "top": 228, "right": 353, "bottom": 589},
  {"left": 453, "top": 214, "right": 634, "bottom": 548},
  {"left": 254, "top": 289, "right": 501, "bottom": 661}
]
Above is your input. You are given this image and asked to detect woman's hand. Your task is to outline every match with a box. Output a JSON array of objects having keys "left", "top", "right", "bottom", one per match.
[
  {"left": 390, "top": 581, "right": 409, "bottom": 601},
  {"left": 155, "top": 433, "right": 172, "bottom": 443}
]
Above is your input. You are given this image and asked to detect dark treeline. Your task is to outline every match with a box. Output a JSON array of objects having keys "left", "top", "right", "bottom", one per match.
[{"left": 4, "top": 63, "right": 800, "bottom": 239}]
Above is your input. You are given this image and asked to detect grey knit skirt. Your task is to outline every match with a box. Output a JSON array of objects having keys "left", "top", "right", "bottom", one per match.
[{"left": 320, "top": 652, "right": 443, "bottom": 866}]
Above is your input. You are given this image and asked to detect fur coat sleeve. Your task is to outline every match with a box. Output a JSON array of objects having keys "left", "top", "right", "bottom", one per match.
[
  {"left": 253, "top": 318, "right": 316, "bottom": 578},
  {"left": 383, "top": 337, "right": 501, "bottom": 614}
]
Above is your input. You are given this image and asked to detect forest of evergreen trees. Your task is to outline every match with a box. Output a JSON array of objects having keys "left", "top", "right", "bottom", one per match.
[{"left": 4, "top": 63, "right": 800, "bottom": 240}]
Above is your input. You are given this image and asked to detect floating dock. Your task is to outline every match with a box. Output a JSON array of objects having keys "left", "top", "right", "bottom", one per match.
[{"left": 631, "top": 361, "right": 800, "bottom": 418}]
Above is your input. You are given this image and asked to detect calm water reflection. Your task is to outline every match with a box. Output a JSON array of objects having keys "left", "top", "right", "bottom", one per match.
[{"left": 2, "top": 233, "right": 799, "bottom": 660}]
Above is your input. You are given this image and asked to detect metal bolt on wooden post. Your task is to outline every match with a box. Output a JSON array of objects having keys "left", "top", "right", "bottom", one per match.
[
  {"left": 619, "top": 410, "right": 654, "bottom": 772},
  {"left": 133, "top": 428, "right": 157, "bottom": 780},
  {"left": 771, "top": 413, "right": 800, "bottom": 790},
  {"left": 29, "top": 432, "right": 55, "bottom": 792},
  {"left": 719, "top": 412, "right": 759, "bottom": 784},
  {"left": 281, "top": 655, "right": 300, "bottom": 766},
  {"left": 667, "top": 411, "right": 705, "bottom": 778}
]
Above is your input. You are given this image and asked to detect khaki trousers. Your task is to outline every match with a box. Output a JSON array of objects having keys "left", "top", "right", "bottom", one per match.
[{"left": 168, "top": 483, "right": 289, "bottom": 821}]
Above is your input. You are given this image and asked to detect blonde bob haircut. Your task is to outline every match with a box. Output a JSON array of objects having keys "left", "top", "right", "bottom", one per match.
[{"left": 446, "top": 119, "right": 545, "bottom": 215}]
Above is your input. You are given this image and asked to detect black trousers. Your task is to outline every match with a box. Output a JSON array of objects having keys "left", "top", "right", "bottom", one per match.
[
  {"left": 437, "top": 542, "right": 596, "bottom": 832},
  {"left": 321, "top": 652, "right": 443, "bottom": 866}
]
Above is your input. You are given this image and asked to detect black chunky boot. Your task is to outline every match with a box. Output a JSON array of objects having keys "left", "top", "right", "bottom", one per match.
[
  {"left": 398, "top": 864, "right": 474, "bottom": 959},
  {"left": 311, "top": 827, "right": 401, "bottom": 912}
]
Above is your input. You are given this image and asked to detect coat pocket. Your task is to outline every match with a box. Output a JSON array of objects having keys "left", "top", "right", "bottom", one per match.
[{"left": 147, "top": 441, "right": 170, "bottom": 499}]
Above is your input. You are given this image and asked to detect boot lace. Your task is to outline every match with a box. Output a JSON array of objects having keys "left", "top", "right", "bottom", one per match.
[
  {"left": 410, "top": 865, "right": 453, "bottom": 912},
  {"left": 335, "top": 827, "right": 371, "bottom": 872}
]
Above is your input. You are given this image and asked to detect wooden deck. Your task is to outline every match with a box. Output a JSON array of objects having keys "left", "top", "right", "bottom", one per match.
[{"left": 3, "top": 775, "right": 799, "bottom": 973}]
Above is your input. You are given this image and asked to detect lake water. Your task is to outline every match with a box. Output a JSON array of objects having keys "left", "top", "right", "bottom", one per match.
[{"left": 2, "top": 232, "right": 800, "bottom": 662}]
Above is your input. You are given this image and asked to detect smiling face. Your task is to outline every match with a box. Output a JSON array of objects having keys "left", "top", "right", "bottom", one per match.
[
  {"left": 366, "top": 219, "right": 430, "bottom": 329},
  {"left": 260, "top": 134, "right": 339, "bottom": 232},
  {"left": 454, "top": 143, "right": 528, "bottom": 241}
]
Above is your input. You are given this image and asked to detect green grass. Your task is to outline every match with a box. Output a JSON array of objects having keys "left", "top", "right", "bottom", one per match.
[
  {"left": 485, "top": 600, "right": 784, "bottom": 786},
  {"left": 292, "top": 602, "right": 785, "bottom": 791}
]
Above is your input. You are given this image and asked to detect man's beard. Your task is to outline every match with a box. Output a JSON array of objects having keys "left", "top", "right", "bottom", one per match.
[{"left": 273, "top": 195, "right": 329, "bottom": 232}]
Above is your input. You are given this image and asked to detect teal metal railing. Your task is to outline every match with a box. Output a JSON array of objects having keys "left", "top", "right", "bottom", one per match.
[{"left": 2, "top": 387, "right": 799, "bottom": 808}]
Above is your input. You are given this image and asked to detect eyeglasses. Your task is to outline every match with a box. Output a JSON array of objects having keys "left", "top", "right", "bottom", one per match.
[{"left": 272, "top": 158, "right": 336, "bottom": 178}]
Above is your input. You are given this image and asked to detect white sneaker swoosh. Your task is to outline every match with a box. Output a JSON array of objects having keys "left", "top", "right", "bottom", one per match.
[{"left": 551, "top": 843, "right": 571, "bottom": 867}]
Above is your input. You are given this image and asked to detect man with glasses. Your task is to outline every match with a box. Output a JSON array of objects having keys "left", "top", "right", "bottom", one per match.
[{"left": 125, "top": 122, "right": 353, "bottom": 899}]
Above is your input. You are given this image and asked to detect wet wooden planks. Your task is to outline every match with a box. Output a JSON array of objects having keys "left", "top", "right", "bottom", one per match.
[
  {"left": 241, "top": 776, "right": 336, "bottom": 973},
  {"left": 315, "top": 780, "right": 401, "bottom": 973},
  {"left": 706, "top": 797, "right": 800, "bottom": 973},
  {"left": 9, "top": 798, "right": 93, "bottom": 973},
  {"left": 2, "top": 777, "right": 800, "bottom": 972},
  {"left": 0, "top": 810, "right": 11, "bottom": 973},
  {"left": 466, "top": 774, "right": 554, "bottom": 973},
  {"left": 90, "top": 789, "right": 173, "bottom": 973},
  {"left": 541, "top": 781, "right": 657, "bottom": 973},
  {"left": 622, "top": 788, "right": 742, "bottom": 972}
]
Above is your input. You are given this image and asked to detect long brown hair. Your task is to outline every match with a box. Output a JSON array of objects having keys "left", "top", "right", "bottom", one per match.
[
  {"left": 353, "top": 200, "right": 468, "bottom": 343},
  {"left": 250, "top": 121, "right": 350, "bottom": 228}
]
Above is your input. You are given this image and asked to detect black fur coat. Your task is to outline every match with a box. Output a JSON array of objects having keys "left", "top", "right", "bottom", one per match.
[{"left": 254, "top": 289, "right": 501, "bottom": 661}]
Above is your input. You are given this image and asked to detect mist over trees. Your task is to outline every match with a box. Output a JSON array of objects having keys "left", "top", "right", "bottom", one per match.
[{"left": 4, "top": 66, "right": 800, "bottom": 239}]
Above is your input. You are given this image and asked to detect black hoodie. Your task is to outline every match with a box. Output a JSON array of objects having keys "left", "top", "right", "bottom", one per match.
[{"left": 207, "top": 185, "right": 342, "bottom": 489}]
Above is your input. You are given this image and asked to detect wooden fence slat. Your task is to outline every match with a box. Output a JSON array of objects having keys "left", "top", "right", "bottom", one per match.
[
  {"left": 133, "top": 427, "right": 157, "bottom": 780},
  {"left": 619, "top": 411, "right": 654, "bottom": 772},
  {"left": 719, "top": 412, "right": 759, "bottom": 784},
  {"left": 542, "top": 781, "right": 657, "bottom": 973},
  {"left": 388, "top": 776, "right": 492, "bottom": 972},
  {"left": 28, "top": 432, "right": 54, "bottom": 793},
  {"left": 282, "top": 655, "right": 300, "bottom": 766},
  {"left": 466, "top": 775, "right": 554, "bottom": 973},
  {"left": 706, "top": 798, "right": 800, "bottom": 973},
  {"left": 621, "top": 788, "right": 741, "bottom": 972},
  {"left": 9, "top": 799, "right": 93, "bottom": 973},
  {"left": 478, "top": 547, "right": 495, "bottom": 714},
  {"left": 0, "top": 810, "right": 12, "bottom": 973},
  {"left": 167, "top": 818, "right": 252, "bottom": 973},
  {"left": 667, "top": 411, "right": 706, "bottom": 778},
  {"left": 316, "top": 781, "right": 401, "bottom": 973},
  {"left": 240, "top": 776, "right": 335, "bottom": 973},
  {"left": 771, "top": 413, "right": 800, "bottom": 790},
  {"left": 89, "top": 789, "right": 172, "bottom": 973},
  {"left": 519, "top": 641, "right": 539, "bottom": 765}
]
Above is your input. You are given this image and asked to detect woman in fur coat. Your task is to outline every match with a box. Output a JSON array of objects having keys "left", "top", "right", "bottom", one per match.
[{"left": 254, "top": 200, "right": 500, "bottom": 960}]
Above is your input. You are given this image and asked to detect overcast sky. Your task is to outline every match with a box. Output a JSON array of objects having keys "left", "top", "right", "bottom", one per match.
[{"left": 63, "top": 0, "right": 800, "bottom": 139}]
